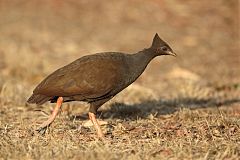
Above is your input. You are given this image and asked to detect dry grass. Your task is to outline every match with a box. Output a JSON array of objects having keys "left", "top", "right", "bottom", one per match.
[{"left": 0, "top": 0, "right": 239, "bottom": 159}]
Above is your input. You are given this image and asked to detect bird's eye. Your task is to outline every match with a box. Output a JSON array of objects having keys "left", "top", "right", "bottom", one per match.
[{"left": 161, "top": 46, "right": 168, "bottom": 52}]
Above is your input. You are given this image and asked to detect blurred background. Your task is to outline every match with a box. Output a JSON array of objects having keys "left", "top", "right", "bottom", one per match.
[
  {"left": 0, "top": 0, "right": 239, "bottom": 106},
  {"left": 0, "top": 1, "right": 239, "bottom": 159}
]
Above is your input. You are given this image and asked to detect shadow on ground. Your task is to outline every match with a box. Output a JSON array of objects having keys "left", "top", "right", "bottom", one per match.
[
  {"left": 71, "top": 97, "right": 240, "bottom": 121},
  {"left": 100, "top": 98, "right": 240, "bottom": 120}
]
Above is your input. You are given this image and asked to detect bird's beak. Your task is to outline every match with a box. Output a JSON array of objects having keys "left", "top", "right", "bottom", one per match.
[{"left": 167, "top": 50, "right": 177, "bottom": 57}]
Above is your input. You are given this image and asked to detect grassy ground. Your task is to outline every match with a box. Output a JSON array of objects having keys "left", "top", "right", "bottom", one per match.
[{"left": 0, "top": 0, "right": 239, "bottom": 159}]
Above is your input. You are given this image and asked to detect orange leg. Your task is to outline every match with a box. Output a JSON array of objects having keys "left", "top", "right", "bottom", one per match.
[
  {"left": 88, "top": 112, "right": 104, "bottom": 138},
  {"left": 37, "top": 97, "right": 63, "bottom": 134}
]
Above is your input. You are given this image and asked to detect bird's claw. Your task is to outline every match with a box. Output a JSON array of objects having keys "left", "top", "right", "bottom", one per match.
[{"left": 36, "top": 126, "right": 48, "bottom": 135}]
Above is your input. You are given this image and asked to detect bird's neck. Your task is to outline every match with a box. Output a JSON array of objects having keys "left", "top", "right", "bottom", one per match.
[
  {"left": 127, "top": 48, "right": 157, "bottom": 81},
  {"left": 134, "top": 48, "right": 158, "bottom": 64}
]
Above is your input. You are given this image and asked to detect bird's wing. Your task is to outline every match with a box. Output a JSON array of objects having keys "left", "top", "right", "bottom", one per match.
[{"left": 33, "top": 53, "right": 127, "bottom": 99}]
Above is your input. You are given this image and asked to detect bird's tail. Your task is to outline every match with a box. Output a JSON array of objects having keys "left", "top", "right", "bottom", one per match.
[{"left": 27, "top": 94, "right": 50, "bottom": 105}]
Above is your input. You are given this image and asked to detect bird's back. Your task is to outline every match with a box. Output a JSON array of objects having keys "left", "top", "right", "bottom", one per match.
[{"left": 28, "top": 52, "right": 134, "bottom": 104}]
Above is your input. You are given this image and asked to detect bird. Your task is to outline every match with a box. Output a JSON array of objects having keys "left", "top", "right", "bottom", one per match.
[{"left": 27, "top": 33, "right": 176, "bottom": 138}]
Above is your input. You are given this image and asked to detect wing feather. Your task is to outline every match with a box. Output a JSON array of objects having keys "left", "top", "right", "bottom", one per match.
[{"left": 33, "top": 53, "right": 126, "bottom": 99}]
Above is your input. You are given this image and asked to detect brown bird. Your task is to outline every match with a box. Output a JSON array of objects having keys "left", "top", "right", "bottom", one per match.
[{"left": 27, "top": 33, "right": 176, "bottom": 138}]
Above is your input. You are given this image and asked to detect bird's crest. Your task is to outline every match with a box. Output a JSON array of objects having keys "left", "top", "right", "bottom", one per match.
[{"left": 151, "top": 33, "right": 166, "bottom": 48}]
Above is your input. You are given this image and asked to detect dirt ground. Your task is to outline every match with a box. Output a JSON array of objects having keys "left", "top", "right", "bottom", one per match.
[{"left": 0, "top": 0, "right": 239, "bottom": 159}]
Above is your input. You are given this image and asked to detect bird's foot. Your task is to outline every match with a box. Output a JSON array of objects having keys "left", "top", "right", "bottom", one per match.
[
  {"left": 88, "top": 112, "right": 106, "bottom": 139},
  {"left": 36, "top": 121, "right": 52, "bottom": 135},
  {"left": 35, "top": 97, "right": 63, "bottom": 135},
  {"left": 36, "top": 126, "right": 48, "bottom": 135}
]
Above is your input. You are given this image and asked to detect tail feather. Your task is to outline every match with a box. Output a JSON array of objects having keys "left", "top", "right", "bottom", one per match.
[{"left": 27, "top": 94, "right": 51, "bottom": 105}]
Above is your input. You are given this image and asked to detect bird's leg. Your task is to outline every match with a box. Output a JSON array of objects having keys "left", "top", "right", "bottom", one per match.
[
  {"left": 88, "top": 112, "right": 104, "bottom": 138},
  {"left": 88, "top": 100, "right": 110, "bottom": 138},
  {"left": 37, "top": 97, "right": 63, "bottom": 134}
]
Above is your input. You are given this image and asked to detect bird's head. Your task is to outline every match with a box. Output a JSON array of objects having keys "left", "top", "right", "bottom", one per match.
[{"left": 150, "top": 33, "right": 177, "bottom": 57}]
